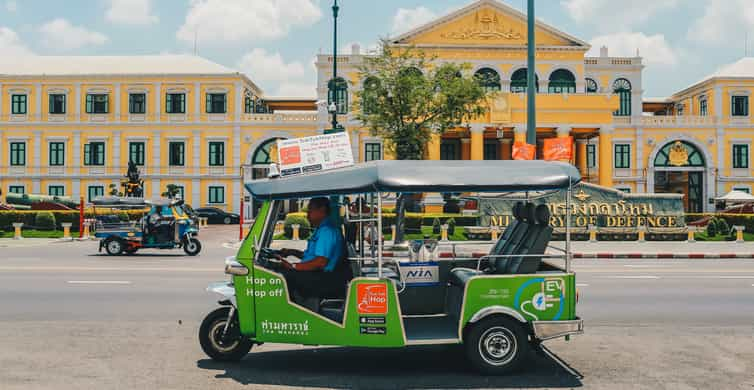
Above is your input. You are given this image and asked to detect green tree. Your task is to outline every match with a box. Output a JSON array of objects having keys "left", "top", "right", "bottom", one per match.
[
  {"left": 162, "top": 184, "right": 181, "bottom": 199},
  {"left": 354, "top": 40, "right": 491, "bottom": 242}
]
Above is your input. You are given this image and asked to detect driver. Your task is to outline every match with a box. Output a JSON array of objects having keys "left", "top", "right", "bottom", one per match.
[{"left": 276, "top": 197, "right": 344, "bottom": 306}]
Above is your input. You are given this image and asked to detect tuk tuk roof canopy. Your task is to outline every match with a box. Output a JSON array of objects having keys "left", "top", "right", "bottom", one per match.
[{"left": 245, "top": 160, "right": 581, "bottom": 199}]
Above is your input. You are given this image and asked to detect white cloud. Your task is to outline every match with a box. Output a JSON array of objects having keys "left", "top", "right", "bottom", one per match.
[
  {"left": 0, "top": 26, "right": 33, "bottom": 56},
  {"left": 39, "top": 18, "right": 108, "bottom": 51},
  {"left": 5, "top": 0, "right": 17, "bottom": 12},
  {"left": 687, "top": 0, "right": 754, "bottom": 45},
  {"left": 561, "top": 0, "right": 678, "bottom": 30},
  {"left": 391, "top": 6, "right": 437, "bottom": 35},
  {"left": 106, "top": 0, "right": 159, "bottom": 25},
  {"left": 177, "top": 0, "right": 321, "bottom": 46},
  {"left": 276, "top": 82, "right": 316, "bottom": 97},
  {"left": 587, "top": 32, "right": 678, "bottom": 66},
  {"left": 237, "top": 48, "right": 315, "bottom": 97}
]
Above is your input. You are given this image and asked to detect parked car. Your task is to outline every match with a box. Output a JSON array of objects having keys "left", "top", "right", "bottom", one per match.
[{"left": 195, "top": 207, "right": 240, "bottom": 225}]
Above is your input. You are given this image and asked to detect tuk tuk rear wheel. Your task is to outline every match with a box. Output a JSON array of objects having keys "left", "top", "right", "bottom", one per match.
[
  {"left": 199, "top": 307, "right": 252, "bottom": 362},
  {"left": 104, "top": 238, "right": 125, "bottom": 256},
  {"left": 183, "top": 238, "right": 201, "bottom": 256},
  {"left": 465, "top": 316, "right": 529, "bottom": 375}
]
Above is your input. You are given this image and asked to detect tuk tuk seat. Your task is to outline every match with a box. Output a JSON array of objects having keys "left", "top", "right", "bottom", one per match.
[{"left": 447, "top": 204, "right": 551, "bottom": 286}]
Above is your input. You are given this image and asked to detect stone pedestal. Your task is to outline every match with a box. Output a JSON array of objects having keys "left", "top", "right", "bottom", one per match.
[
  {"left": 62, "top": 223, "right": 72, "bottom": 239},
  {"left": 12, "top": 223, "right": 23, "bottom": 240}
]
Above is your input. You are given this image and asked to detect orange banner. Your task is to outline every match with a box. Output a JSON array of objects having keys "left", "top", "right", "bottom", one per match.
[
  {"left": 512, "top": 142, "right": 536, "bottom": 160},
  {"left": 543, "top": 137, "right": 573, "bottom": 161}
]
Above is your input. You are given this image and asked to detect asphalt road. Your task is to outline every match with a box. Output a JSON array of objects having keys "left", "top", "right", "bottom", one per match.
[{"left": 1, "top": 228, "right": 753, "bottom": 389}]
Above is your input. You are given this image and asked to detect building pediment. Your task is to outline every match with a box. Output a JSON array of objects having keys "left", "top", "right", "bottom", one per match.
[{"left": 391, "top": 0, "right": 589, "bottom": 49}]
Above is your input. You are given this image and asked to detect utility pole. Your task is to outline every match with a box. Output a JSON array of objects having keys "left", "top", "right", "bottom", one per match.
[{"left": 526, "top": 0, "right": 537, "bottom": 149}]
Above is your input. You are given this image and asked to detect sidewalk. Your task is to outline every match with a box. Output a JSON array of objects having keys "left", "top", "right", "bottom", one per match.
[{"left": 224, "top": 239, "right": 754, "bottom": 259}]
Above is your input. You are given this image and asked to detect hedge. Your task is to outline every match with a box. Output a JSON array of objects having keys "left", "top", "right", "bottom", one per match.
[
  {"left": 283, "top": 214, "right": 311, "bottom": 239},
  {"left": 0, "top": 210, "right": 145, "bottom": 231}
]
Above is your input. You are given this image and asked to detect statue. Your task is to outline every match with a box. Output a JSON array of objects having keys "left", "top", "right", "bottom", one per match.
[{"left": 122, "top": 161, "right": 144, "bottom": 198}]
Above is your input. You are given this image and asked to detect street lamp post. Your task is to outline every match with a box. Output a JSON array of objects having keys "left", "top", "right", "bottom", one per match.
[
  {"left": 526, "top": 0, "right": 537, "bottom": 150},
  {"left": 329, "top": 0, "right": 341, "bottom": 132}
]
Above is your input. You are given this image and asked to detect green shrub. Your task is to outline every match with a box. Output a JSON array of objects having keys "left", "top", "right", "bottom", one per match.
[
  {"left": 34, "top": 212, "right": 56, "bottom": 230},
  {"left": 283, "top": 215, "right": 311, "bottom": 239},
  {"left": 706, "top": 220, "right": 717, "bottom": 237},
  {"left": 118, "top": 212, "right": 130, "bottom": 222},
  {"left": 431, "top": 217, "right": 441, "bottom": 234},
  {"left": 446, "top": 217, "right": 456, "bottom": 235},
  {"left": 716, "top": 218, "right": 730, "bottom": 236}
]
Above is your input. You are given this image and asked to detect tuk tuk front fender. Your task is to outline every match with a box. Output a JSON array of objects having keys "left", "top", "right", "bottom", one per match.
[{"left": 207, "top": 281, "right": 236, "bottom": 306}]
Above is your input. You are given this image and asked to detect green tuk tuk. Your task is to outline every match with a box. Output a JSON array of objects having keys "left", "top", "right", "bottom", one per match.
[{"left": 199, "top": 160, "right": 583, "bottom": 375}]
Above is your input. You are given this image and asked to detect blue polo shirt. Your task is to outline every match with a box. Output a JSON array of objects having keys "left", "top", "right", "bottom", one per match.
[{"left": 301, "top": 217, "right": 343, "bottom": 272}]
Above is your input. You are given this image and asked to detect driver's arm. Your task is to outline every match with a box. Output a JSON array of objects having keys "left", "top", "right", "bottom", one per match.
[{"left": 290, "top": 256, "right": 328, "bottom": 271}]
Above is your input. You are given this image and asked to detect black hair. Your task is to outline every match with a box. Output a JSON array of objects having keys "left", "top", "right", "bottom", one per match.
[{"left": 308, "top": 197, "right": 331, "bottom": 214}]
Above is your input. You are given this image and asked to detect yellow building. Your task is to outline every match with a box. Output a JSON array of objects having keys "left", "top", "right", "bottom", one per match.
[
  {"left": 0, "top": 55, "right": 319, "bottom": 215},
  {"left": 3, "top": 0, "right": 754, "bottom": 215},
  {"left": 315, "top": 0, "right": 754, "bottom": 212}
]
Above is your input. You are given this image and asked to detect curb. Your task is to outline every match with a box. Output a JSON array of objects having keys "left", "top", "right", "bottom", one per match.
[{"left": 573, "top": 253, "right": 754, "bottom": 259}]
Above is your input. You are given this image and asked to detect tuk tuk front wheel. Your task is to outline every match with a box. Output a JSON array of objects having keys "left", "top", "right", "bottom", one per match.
[
  {"left": 104, "top": 238, "right": 125, "bottom": 256},
  {"left": 199, "top": 307, "right": 252, "bottom": 362},
  {"left": 465, "top": 316, "right": 529, "bottom": 375},
  {"left": 183, "top": 237, "right": 201, "bottom": 256}
]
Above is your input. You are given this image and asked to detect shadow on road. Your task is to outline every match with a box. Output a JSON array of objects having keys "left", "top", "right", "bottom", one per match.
[
  {"left": 197, "top": 345, "right": 582, "bottom": 389},
  {"left": 88, "top": 253, "right": 188, "bottom": 258}
]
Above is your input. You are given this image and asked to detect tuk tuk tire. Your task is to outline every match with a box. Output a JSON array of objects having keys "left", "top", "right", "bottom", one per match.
[
  {"left": 104, "top": 237, "right": 125, "bottom": 256},
  {"left": 199, "top": 307, "right": 252, "bottom": 362},
  {"left": 183, "top": 238, "right": 201, "bottom": 256},
  {"left": 465, "top": 316, "right": 529, "bottom": 375}
]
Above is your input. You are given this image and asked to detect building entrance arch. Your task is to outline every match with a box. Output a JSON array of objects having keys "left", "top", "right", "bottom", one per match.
[
  {"left": 243, "top": 136, "right": 294, "bottom": 217},
  {"left": 648, "top": 139, "right": 709, "bottom": 213}
]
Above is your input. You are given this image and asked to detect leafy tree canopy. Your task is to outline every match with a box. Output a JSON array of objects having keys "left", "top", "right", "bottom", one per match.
[{"left": 354, "top": 40, "right": 492, "bottom": 160}]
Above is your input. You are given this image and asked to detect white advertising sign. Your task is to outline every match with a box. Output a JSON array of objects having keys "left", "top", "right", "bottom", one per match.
[{"left": 276, "top": 132, "right": 354, "bottom": 177}]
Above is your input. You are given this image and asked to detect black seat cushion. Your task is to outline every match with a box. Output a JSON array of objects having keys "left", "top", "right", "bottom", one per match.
[{"left": 449, "top": 267, "right": 482, "bottom": 286}]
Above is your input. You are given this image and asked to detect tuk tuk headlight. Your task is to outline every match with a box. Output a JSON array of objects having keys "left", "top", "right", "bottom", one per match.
[{"left": 224, "top": 257, "right": 248, "bottom": 276}]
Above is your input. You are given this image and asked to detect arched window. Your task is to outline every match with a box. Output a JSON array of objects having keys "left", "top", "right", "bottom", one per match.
[
  {"left": 585, "top": 78, "right": 598, "bottom": 93},
  {"left": 474, "top": 68, "right": 501, "bottom": 93},
  {"left": 548, "top": 69, "right": 576, "bottom": 93},
  {"left": 361, "top": 77, "right": 380, "bottom": 115},
  {"left": 613, "top": 78, "right": 632, "bottom": 116},
  {"left": 653, "top": 140, "right": 705, "bottom": 167},
  {"left": 510, "top": 68, "right": 539, "bottom": 93},
  {"left": 328, "top": 77, "right": 348, "bottom": 115}
]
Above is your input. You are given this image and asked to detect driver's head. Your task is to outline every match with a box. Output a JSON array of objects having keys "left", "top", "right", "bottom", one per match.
[
  {"left": 155, "top": 206, "right": 163, "bottom": 213},
  {"left": 306, "top": 197, "right": 331, "bottom": 227}
]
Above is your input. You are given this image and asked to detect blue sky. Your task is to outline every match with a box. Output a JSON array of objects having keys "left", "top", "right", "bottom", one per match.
[{"left": 1, "top": 0, "right": 753, "bottom": 97}]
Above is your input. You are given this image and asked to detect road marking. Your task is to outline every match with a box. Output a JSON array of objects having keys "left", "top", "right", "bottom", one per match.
[
  {"left": 576, "top": 283, "right": 589, "bottom": 287},
  {"left": 67, "top": 280, "right": 132, "bottom": 285},
  {"left": 623, "top": 264, "right": 671, "bottom": 268},
  {"left": 604, "top": 275, "right": 660, "bottom": 279}
]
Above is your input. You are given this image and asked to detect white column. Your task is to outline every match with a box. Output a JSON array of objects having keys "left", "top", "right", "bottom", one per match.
[
  {"left": 194, "top": 82, "right": 201, "bottom": 120},
  {"left": 112, "top": 131, "right": 121, "bottom": 172},
  {"left": 716, "top": 127, "right": 725, "bottom": 196},
  {"left": 152, "top": 178, "right": 161, "bottom": 198},
  {"left": 72, "top": 131, "right": 81, "bottom": 175},
  {"left": 34, "top": 83, "right": 42, "bottom": 121},
  {"left": 0, "top": 82, "right": 3, "bottom": 119},
  {"left": 714, "top": 86, "right": 723, "bottom": 117},
  {"left": 154, "top": 82, "right": 161, "bottom": 123},
  {"left": 232, "top": 180, "right": 240, "bottom": 213},
  {"left": 32, "top": 179, "right": 40, "bottom": 193},
  {"left": 152, "top": 131, "right": 161, "bottom": 176},
  {"left": 71, "top": 179, "right": 80, "bottom": 200},
  {"left": 234, "top": 81, "right": 242, "bottom": 122},
  {"left": 114, "top": 83, "right": 121, "bottom": 121},
  {"left": 74, "top": 83, "right": 81, "bottom": 122},
  {"left": 635, "top": 127, "right": 644, "bottom": 192},
  {"left": 33, "top": 130, "right": 41, "bottom": 174},
  {"left": 193, "top": 130, "right": 201, "bottom": 175},
  {"left": 192, "top": 179, "right": 201, "bottom": 207},
  {"left": 555, "top": 126, "right": 571, "bottom": 137}
]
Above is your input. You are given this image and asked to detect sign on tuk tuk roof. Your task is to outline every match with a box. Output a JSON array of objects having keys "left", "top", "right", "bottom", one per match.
[{"left": 245, "top": 160, "right": 581, "bottom": 199}]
